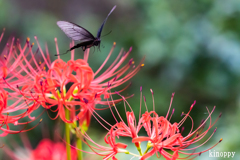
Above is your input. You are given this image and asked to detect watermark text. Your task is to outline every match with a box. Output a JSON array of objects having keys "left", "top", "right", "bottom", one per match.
[{"left": 209, "top": 150, "right": 235, "bottom": 158}]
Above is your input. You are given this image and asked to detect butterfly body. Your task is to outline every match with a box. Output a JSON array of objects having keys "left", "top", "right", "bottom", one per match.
[
  {"left": 69, "top": 37, "right": 101, "bottom": 52},
  {"left": 57, "top": 5, "right": 116, "bottom": 55}
]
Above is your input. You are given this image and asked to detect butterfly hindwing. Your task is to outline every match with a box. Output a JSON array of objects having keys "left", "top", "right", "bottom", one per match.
[
  {"left": 57, "top": 21, "right": 95, "bottom": 42},
  {"left": 97, "top": 5, "right": 116, "bottom": 38}
]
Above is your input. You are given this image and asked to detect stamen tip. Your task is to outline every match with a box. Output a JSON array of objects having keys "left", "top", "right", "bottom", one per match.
[
  {"left": 190, "top": 100, "right": 196, "bottom": 110},
  {"left": 150, "top": 89, "right": 153, "bottom": 94},
  {"left": 129, "top": 47, "right": 132, "bottom": 52},
  {"left": 140, "top": 86, "right": 142, "bottom": 91},
  {"left": 219, "top": 112, "right": 222, "bottom": 118},
  {"left": 26, "top": 37, "right": 30, "bottom": 42},
  {"left": 212, "top": 106, "right": 216, "bottom": 112},
  {"left": 129, "top": 58, "right": 133, "bottom": 65},
  {"left": 214, "top": 127, "right": 217, "bottom": 132}
]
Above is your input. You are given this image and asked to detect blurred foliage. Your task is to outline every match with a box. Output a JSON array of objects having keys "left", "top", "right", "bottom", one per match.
[{"left": 1, "top": 0, "right": 240, "bottom": 159}]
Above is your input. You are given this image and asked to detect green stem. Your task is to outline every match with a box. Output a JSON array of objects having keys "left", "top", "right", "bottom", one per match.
[
  {"left": 143, "top": 141, "right": 152, "bottom": 155},
  {"left": 77, "top": 137, "right": 83, "bottom": 160},
  {"left": 65, "top": 109, "right": 71, "bottom": 160},
  {"left": 126, "top": 151, "right": 141, "bottom": 157}
]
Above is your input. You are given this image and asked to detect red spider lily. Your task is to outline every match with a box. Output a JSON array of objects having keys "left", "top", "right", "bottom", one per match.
[
  {"left": 18, "top": 37, "right": 144, "bottom": 127},
  {"left": 77, "top": 88, "right": 222, "bottom": 160},
  {"left": 4, "top": 138, "right": 77, "bottom": 160},
  {"left": 0, "top": 30, "right": 42, "bottom": 136}
]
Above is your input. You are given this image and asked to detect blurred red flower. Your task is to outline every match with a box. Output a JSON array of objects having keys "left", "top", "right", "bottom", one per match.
[
  {"left": 4, "top": 138, "right": 77, "bottom": 160},
  {"left": 32, "top": 139, "right": 77, "bottom": 160}
]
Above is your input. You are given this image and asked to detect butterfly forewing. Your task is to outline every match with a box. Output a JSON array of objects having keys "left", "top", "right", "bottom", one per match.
[{"left": 57, "top": 21, "right": 95, "bottom": 42}]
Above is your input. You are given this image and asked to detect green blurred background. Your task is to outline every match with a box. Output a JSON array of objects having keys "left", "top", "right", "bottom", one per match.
[{"left": 1, "top": 0, "right": 240, "bottom": 159}]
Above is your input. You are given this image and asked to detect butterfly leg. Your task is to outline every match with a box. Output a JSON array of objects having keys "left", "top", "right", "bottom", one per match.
[{"left": 82, "top": 46, "right": 86, "bottom": 51}]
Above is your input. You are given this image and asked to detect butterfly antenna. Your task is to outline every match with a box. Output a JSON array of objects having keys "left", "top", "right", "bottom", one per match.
[
  {"left": 101, "top": 30, "right": 112, "bottom": 38},
  {"left": 54, "top": 49, "right": 70, "bottom": 56}
]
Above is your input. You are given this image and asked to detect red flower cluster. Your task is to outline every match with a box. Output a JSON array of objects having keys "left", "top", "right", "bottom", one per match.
[
  {"left": 28, "top": 39, "right": 144, "bottom": 129},
  {"left": 0, "top": 28, "right": 144, "bottom": 135},
  {"left": 79, "top": 88, "right": 222, "bottom": 160}
]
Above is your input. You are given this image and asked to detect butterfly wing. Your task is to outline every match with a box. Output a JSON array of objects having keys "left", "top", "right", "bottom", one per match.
[
  {"left": 96, "top": 5, "right": 116, "bottom": 38},
  {"left": 57, "top": 21, "right": 95, "bottom": 42}
]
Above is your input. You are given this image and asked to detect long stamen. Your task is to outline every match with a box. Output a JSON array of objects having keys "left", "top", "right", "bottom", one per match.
[
  {"left": 150, "top": 89, "right": 155, "bottom": 112},
  {"left": 166, "top": 92, "right": 174, "bottom": 119},
  {"left": 139, "top": 86, "right": 142, "bottom": 120}
]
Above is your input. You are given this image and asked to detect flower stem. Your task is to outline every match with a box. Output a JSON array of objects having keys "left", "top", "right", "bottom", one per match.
[
  {"left": 77, "top": 138, "right": 83, "bottom": 160},
  {"left": 125, "top": 151, "right": 141, "bottom": 157},
  {"left": 65, "top": 108, "right": 71, "bottom": 160},
  {"left": 143, "top": 141, "right": 152, "bottom": 155}
]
